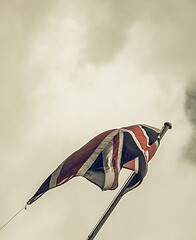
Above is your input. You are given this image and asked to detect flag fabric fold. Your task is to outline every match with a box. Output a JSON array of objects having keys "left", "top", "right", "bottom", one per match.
[{"left": 27, "top": 124, "right": 160, "bottom": 205}]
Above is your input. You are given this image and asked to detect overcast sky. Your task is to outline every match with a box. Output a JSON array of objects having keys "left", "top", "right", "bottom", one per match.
[{"left": 0, "top": 1, "right": 196, "bottom": 239}]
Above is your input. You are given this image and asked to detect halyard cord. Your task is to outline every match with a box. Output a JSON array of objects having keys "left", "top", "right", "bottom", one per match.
[{"left": 0, "top": 204, "right": 27, "bottom": 232}]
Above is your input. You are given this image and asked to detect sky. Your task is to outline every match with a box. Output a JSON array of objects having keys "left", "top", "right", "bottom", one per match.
[{"left": 0, "top": 0, "right": 196, "bottom": 239}]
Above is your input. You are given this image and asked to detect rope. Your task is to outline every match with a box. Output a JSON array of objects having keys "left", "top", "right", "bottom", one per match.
[{"left": 0, "top": 204, "right": 27, "bottom": 232}]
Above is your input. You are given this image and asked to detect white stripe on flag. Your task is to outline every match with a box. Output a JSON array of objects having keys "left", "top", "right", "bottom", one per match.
[
  {"left": 102, "top": 140, "right": 114, "bottom": 190},
  {"left": 76, "top": 130, "right": 119, "bottom": 176},
  {"left": 140, "top": 124, "right": 161, "bottom": 134},
  {"left": 134, "top": 157, "right": 139, "bottom": 174},
  {"left": 122, "top": 129, "right": 147, "bottom": 161},
  {"left": 155, "top": 140, "right": 159, "bottom": 149},
  {"left": 117, "top": 130, "right": 124, "bottom": 174},
  {"left": 138, "top": 125, "right": 150, "bottom": 147},
  {"left": 49, "top": 161, "right": 65, "bottom": 189}
]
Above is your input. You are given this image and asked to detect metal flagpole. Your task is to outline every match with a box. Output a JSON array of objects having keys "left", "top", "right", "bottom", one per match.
[
  {"left": 158, "top": 122, "right": 172, "bottom": 140},
  {"left": 86, "top": 171, "right": 136, "bottom": 240},
  {"left": 86, "top": 122, "right": 172, "bottom": 240}
]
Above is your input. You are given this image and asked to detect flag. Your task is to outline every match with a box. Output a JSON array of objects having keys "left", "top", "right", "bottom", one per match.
[{"left": 27, "top": 124, "right": 160, "bottom": 205}]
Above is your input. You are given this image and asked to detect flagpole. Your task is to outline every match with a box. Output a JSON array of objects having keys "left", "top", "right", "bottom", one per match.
[
  {"left": 158, "top": 122, "right": 172, "bottom": 140},
  {"left": 86, "top": 171, "right": 136, "bottom": 240},
  {"left": 86, "top": 122, "right": 172, "bottom": 240}
]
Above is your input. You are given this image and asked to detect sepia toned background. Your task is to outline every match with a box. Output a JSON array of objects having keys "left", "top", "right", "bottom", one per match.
[{"left": 0, "top": 0, "right": 196, "bottom": 239}]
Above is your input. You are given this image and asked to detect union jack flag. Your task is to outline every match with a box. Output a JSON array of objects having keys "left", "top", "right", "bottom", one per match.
[{"left": 27, "top": 124, "right": 160, "bottom": 205}]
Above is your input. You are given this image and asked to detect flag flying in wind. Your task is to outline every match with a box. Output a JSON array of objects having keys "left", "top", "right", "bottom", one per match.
[{"left": 27, "top": 124, "right": 160, "bottom": 205}]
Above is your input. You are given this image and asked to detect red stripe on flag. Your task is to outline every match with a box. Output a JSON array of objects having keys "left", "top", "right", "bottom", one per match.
[
  {"left": 57, "top": 129, "right": 115, "bottom": 185},
  {"left": 148, "top": 141, "right": 158, "bottom": 162},
  {"left": 123, "top": 160, "right": 135, "bottom": 171},
  {"left": 122, "top": 125, "right": 149, "bottom": 176},
  {"left": 110, "top": 133, "right": 120, "bottom": 190},
  {"left": 123, "top": 125, "right": 148, "bottom": 151}
]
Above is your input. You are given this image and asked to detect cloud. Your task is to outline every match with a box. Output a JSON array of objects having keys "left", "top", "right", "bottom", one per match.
[
  {"left": 184, "top": 80, "right": 196, "bottom": 163},
  {"left": 70, "top": 0, "right": 135, "bottom": 65},
  {"left": 0, "top": 1, "right": 196, "bottom": 240},
  {"left": 0, "top": 0, "right": 57, "bottom": 148},
  {"left": 67, "top": 0, "right": 196, "bottom": 73},
  {"left": 185, "top": 80, "right": 196, "bottom": 124}
]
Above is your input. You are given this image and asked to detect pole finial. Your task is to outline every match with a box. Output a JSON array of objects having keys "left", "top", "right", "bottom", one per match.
[{"left": 164, "top": 122, "right": 172, "bottom": 129}]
